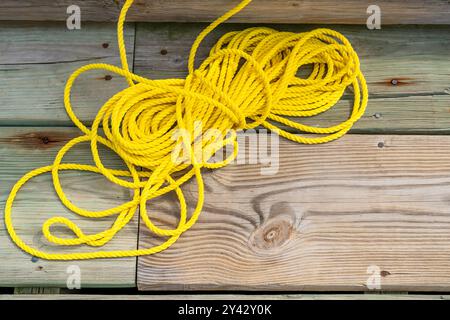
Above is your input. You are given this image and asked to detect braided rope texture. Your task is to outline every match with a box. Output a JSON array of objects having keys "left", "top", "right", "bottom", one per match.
[{"left": 5, "top": 0, "right": 368, "bottom": 260}]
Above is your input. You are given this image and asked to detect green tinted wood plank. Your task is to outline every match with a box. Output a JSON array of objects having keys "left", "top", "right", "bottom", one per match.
[
  {"left": 0, "top": 22, "right": 135, "bottom": 126},
  {"left": 296, "top": 95, "right": 450, "bottom": 134},
  {"left": 134, "top": 24, "right": 450, "bottom": 97},
  {"left": 0, "top": 127, "right": 137, "bottom": 287},
  {"left": 134, "top": 23, "right": 450, "bottom": 134}
]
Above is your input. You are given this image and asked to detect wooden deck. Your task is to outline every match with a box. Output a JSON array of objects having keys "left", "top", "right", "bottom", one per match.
[
  {"left": 1, "top": 0, "right": 448, "bottom": 24},
  {"left": 0, "top": 0, "right": 449, "bottom": 297}
]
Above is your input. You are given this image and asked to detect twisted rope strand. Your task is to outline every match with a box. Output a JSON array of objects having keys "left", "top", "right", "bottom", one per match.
[{"left": 5, "top": 0, "right": 368, "bottom": 260}]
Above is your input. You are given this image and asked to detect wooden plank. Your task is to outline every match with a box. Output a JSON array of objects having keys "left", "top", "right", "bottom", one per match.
[
  {"left": 1, "top": 294, "right": 450, "bottom": 300},
  {"left": 301, "top": 95, "right": 450, "bottom": 135},
  {"left": 0, "top": 22, "right": 135, "bottom": 126},
  {"left": 135, "top": 24, "right": 450, "bottom": 96},
  {"left": 2, "top": 23, "right": 449, "bottom": 131},
  {"left": 134, "top": 23, "right": 450, "bottom": 134},
  {"left": 0, "top": 1, "right": 448, "bottom": 24},
  {"left": 0, "top": 127, "right": 138, "bottom": 287},
  {"left": 137, "top": 134, "right": 450, "bottom": 291}
]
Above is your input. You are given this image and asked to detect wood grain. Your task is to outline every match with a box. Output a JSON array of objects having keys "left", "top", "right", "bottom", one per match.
[
  {"left": 0, "top": 127, "right": 138, "bottom": 287},
  {"left": 0, "top": 1, "right": 448, "bottom": 24},
  {"left": 138, "top": 134, "right": 450, "bottom": 291},
  {"left": 134, "top": 23, "right": 450, "bottom": 134},
  {"left": 0, "top": 22, "right": 135, "bottom": 126}
]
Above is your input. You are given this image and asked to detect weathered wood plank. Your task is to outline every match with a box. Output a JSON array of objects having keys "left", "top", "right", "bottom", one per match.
[
  {"left": 135, "top": 24, "right": 450, "bottom": 96},
  {"left": 0, "top": 1, "right": 448, "bottom": 24},
  {"left": 1, "top": 294, "right": 450, "bottom": 300},
  {"left": 0, "top": 127, "right": 138, "bottom": 287},
  {"left": 138, "top": 134, "right": 450, "bottom": 291},
  {"left": 2, "top": 23, "right": 449, "bottom": 131},
  {"left": 0, "top": 22, "right": 135, "bottom": 126},
  {"left": 134, "top": 23, "right": 450, "bottom": 134},
  {"left": 300, "top": 95, "right": 450, "bottom": 134}
]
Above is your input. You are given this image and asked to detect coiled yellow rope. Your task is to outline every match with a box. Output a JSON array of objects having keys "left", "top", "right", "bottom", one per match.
[{"left": 5, "top": 0, "right": 368, "bottom": 260}]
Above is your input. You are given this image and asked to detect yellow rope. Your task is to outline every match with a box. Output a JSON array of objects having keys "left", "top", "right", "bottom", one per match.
[{"left": 4, "top": 0, "right": 368, "bottom": 260}]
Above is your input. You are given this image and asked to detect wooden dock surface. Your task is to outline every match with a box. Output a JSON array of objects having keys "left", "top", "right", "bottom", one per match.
[
  {"left": 138, "top": 134, "right": 450, "bottom": 291},
  {"left": 0, "top": 0, "right": 449, "bottom": 296},
  {"left": 0, "top": 1, "right": 449, "bottom": 24}
]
